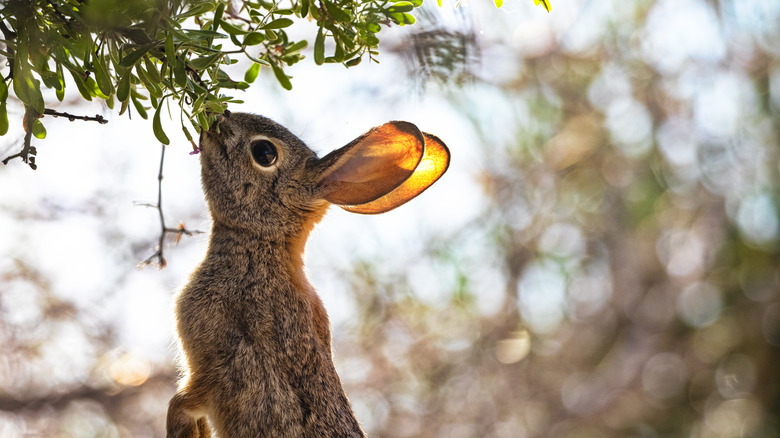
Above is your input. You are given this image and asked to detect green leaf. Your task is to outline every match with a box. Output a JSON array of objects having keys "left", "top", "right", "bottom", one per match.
[
  {"left": 244, "top": 63, "right": 261, "bottom": 83},
  {"left": 180, "top": 29, "right": 227, "bottom": 40},
  {"left": 244, "top": 32, "right": 265, "bottom": 46},
  {"left": 165, "top": 34, "right": 176, "bottom": 63},
  {"left": 12, "top": 52, "right": 45, "bottom": 113},
  {"left": 388, "top": 1, "right": 414, "bottom": 13},
  {"left": 136, "top": 64, "right": 161, "bottom": 99},
  {"left": 182, "top": 125, "right": 198, "bottom": 150},
  {"left": 271, "top": 62, "right": 292, "bottom": 90},
  {"left": 177, "top": 2, "right": 215, "bottom": 19},
  {"left": 345, "top": 57, "right": 361, "bottom": 67},
  {"left": 0, "top": 78, "right": 7, "bottom": 101},
  {"left": 246, "top": 53, "right": 271, "bottom": 66},
  {"left": 324, "top": 1, "right": 351, "bottom": 21},
  {"left": 69, "top": 70, "right": 93, "bottom": 101},
  {"left": 300, "top": 0, "right": 310, "bottom": 18},
  {"left": 85, "top": 76, "right": 110, "bottom": 99},
  {"left": 120, "top": 44, "right": 155, "bottom": 67},
  {"left": 188, "top": 53, "right": 222, "bottom": 70},
  {"left": 0, "top": 101, "right": 8, "bottom": 136},
  {"left": 153, "top": 104, "right": 170, "bottom": 145},
  {"left": 32, "top": 119, "right": 46, "bottom": 139},
  {"left": 285, "top": 40, "right": 308, "bottom": 56},
  {"left": 334, "top": 36, "right": 345, "bottom": 62},
  {"left": 117, "top": 72, "right": 131, "bottom": 102},
  {"left": 143, "top": 56, "right": 162, "bottom": 84},
  {"left": 213, "top": 2, "right": 226, "bottom": 27},
  {"left": 94, "top": 54, "right": 114, "bottom": 96},
  {"left": 534, "top": 0, "right": 551, "bottom": 11},
  {"left": 314, "top": 27, "right": 325, "bottom": 65},
  {"left": 174, "top": 56, "right": 187, "bottom": 87},
  {"left": 389, "top": 12, "right": 416, "bottom": 25},
  {"left": 55, "top": 64, "right": 65, "bottom": 102},
  {"left": 220, "top": 19, "right": 248, "bottom": 35},
  {"left": 262, "top": 18, "right": 294, "bottom": 29},
  {"left": 131, "top": 93, "right": 148, "bottom": 119}
]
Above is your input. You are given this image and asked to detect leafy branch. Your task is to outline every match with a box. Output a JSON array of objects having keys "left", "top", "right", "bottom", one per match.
[{"left": 0, "top": 0, "right": 426, "bottom": 166}]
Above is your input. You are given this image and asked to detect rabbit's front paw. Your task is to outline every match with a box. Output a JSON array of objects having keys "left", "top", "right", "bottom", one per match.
[{"left": 167, "top": 391, "right": 210, "bottom": 438}]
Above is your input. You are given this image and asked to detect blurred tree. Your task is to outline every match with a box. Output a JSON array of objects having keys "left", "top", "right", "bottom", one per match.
[{"left": 338, "top": 0, "right": 780, "bottom": 436}]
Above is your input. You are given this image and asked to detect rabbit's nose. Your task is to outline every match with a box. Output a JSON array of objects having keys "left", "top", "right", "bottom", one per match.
[
  {"left": 214, "top": 110, "right": 230, "bottom": 123},
  {"left": 211, "top": 112, "right": 230, "bottom": 131}
]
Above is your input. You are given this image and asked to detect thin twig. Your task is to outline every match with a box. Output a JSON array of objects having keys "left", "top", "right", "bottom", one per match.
[
  {"left": 138, "top": 144, "right": 203, "bottom": 269},
  {"left": 3, "top": 108, "right": 109, "bottom": 167},
  {"left": 43, "top": 109, "right": 108, "bottom": 124}
]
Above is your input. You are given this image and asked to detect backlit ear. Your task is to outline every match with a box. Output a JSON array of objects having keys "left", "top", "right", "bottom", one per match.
[
  {"left": 316, "top": 122, "right": 450, "bottom": 215},
  {"left": 340, "top": 132, "right": 450, "bottom": 214},
  {"left": 316, "top": 121, "right": 426, "bottom": 206}
]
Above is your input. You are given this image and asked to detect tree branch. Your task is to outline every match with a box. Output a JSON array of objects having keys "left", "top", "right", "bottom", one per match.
[
  {"left": 43, "top": 109, "right": 109, "bottom": 124},
  {"left": 2, "top": 108, "right": 109, "bottom": 168},
  {"left": 1, "top": 107, "right": 38, "bottom": 169},
  {"left": 137, "top": 143, "right": 203, "bottom": 269}
]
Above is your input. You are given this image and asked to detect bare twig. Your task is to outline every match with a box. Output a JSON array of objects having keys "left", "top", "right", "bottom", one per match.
[
  {"left": 2, "top": 107, "right": 39, "bottom": 169},
  {"left": 43, "top": 109, "right": 109, "bottom": 124},
  {"left": 137, "top": 143, "right": 203, "bottom": 269},
  {"left": 2, "top": 108, "right": 109, "bottom": 168}
]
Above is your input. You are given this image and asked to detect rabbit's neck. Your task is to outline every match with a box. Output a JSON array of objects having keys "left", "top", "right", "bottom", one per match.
[
  {"left": 206, "top": 221, "right": 308, "bottom": 274},
  {"left": 204, "top": 221, "right": 332, "bottom": 351}
]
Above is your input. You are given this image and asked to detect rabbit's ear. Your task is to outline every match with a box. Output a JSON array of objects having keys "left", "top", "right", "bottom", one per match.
[
  {"left": 340, "top": 132, "right": 450, "bottom": 214},
  {"left": 316, "top": 122, "right": 450, "bottom": 214}
]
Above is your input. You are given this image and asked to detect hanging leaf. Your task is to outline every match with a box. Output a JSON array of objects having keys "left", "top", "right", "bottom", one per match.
[
  {"left": 0, "top": 100, "right": 8, "bottom": 136},
  {"left": 533, "top": 0, "right": 551, "bottom": 12},
  {"left": 262, "top": 18, "right": 294, "bottom": 29},
  {"left": 271, "top": 62, "right": 292, "bottom": 90},
  {"left": 131, "top": 93, "right": 148, "bottom": 119},
  {"left": 153, "top": 104, "right": 170, "bottom": 145},
  {"left": 117, "top": 72, "right": 131, "bottom": 102},
  {"left": 120, "top": 44, "right": 155, "bottom": 68},
  {"left": 314, "top": 27, "right": 325, "bottom": 65},
  {"left": 174, "top": 56, "right": 187, "bottom": 87},
  {"left": 165, "top": 34, "right": 176, "bottom": 63},
  {"left": 12, "top": 50, "right": 45, "bottom": 113},
  {"left": 220, "top": 19, "right": 249, "bottom": 35},
  {"left": 32, "top": 119, "right": 47, "bottom": 139},
  {"left": 244, "top": 32, "right": 265, "bottom": 46},
  {"left": 93, "top": 54, "right": 114, "bottom": 96},
  {"left": 188, "top": 53, "right": 222, "bottom": 70},
  {"left": 244, "top": 63, "right": 261, "bottom": 83},
  {"left": 69, "top": 70, "right": 93, "bottom": 101}
]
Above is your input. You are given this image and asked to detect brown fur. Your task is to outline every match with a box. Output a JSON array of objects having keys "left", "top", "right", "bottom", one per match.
[{"left": 167, "top": 112, "right": 449, "bottom": 438}]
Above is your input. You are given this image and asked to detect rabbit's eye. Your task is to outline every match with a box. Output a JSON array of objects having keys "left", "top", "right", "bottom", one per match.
[{"left": 251, "top": 140, "right": 278, "bottom": 167}]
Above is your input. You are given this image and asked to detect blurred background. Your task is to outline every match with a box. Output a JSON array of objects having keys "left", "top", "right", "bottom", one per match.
[{"left": 2, "top": 0, "right": 780, "bottom": 436}]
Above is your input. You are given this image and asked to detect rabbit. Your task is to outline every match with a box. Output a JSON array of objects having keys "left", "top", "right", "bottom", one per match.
[{"left": 167, "top": 111, "right": 450, "bottom": 438}]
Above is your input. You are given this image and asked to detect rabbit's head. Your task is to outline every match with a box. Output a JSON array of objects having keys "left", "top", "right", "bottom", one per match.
[{"left": 199, "top": 112, "right": 450, "bottom": 237}]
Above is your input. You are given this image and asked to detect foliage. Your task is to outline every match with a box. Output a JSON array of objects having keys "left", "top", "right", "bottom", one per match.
[{"left": 0, "top": 0, "right": 422, "bottom": 167}]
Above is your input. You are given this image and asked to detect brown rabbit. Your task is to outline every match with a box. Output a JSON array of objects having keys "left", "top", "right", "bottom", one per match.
[{"left": 167, "top": 111, "right": 450, "bottom": 438}]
